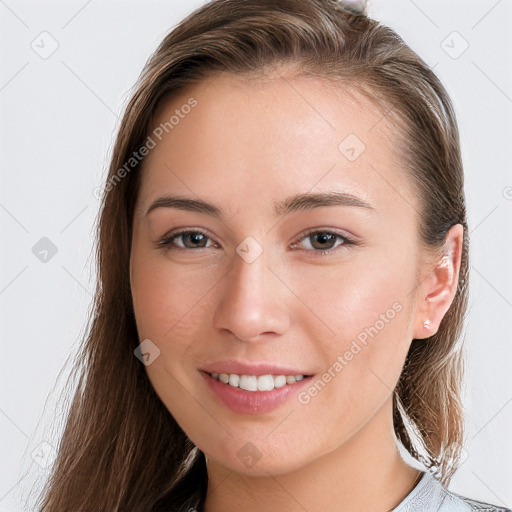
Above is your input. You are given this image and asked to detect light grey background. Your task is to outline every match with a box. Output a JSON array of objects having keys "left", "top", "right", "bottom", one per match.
[{"left": 1, "top": 0, "right": 511, "bottom": 510}]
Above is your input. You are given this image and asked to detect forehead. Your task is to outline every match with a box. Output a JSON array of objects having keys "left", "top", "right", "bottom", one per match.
[{"left": 137, "top": 71, "right": 413, "bottom": 221}]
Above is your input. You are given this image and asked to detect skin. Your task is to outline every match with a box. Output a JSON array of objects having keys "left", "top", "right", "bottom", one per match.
[{"left": 130, "top": 69, "right": 463, "bottom": 512}]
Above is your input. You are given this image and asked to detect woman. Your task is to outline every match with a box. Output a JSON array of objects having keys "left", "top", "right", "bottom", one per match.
[{"left": 35, "top": 0, "right": 510, "bottom": 510}]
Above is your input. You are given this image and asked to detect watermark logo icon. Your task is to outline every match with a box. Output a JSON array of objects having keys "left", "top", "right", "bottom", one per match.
[
  {"left": 441, "top": 31, "right": 469, "bottom": 59},
  {"left": 236, "top": 236, "right": 263, "bottom": 264},
  {"left": 338, "top": 134, "right": 366, "bottom": 161},
  {"left": 134, "top": 338, "right": 161, "bottom": 365},
  {"left": 237, "top": 441, "right": 262, "bottom": 468},
  {"left": 31, "top": 31, "right": 59, "bottom": 60},
  {"left": 31, "top": 441, "right": 57, "bottom": 469},
  {"left": 32, "top": 237, "right": 58, "bottom": 263}
]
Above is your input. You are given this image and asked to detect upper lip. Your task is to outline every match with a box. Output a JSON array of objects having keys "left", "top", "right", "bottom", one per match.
[{"left": 201, "top": 360, "right": 312, "bottom": 377}]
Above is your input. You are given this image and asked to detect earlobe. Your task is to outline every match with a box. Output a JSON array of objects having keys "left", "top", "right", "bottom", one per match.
[{"left": 413, "top": 224, "right": 464, "bottom": 340}]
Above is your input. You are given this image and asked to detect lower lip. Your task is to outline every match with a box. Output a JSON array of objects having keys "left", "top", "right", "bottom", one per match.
[{"left": 200, "top": 371, "right": 312, "bottom": 415}]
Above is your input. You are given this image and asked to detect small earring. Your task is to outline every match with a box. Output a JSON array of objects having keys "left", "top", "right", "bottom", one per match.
[{"left": 423, "top": 319, "right": 431, "bottom": 330}]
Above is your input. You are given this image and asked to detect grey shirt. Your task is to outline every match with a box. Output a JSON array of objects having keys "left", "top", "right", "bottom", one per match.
[{"left": 393, "top": 471, "right": 511, "bottom": 512}]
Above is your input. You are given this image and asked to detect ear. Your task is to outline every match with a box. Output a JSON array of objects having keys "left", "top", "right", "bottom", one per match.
[{"left": 412, "top": 224, "right": 464, "bottom": 339}]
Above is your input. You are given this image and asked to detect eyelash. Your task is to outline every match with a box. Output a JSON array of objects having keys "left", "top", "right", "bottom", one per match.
[{"left": 156, "top": 228, "right": 358, "bottom": 256}]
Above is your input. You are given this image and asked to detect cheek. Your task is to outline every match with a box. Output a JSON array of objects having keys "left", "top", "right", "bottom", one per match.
[
  {"left": 289, "top": 252, "right": 414, "bottom": 343},
  {"left": 130, "top": 254, "right": 219, "bottom": 420},
  {"left": 288, "top": 257, "right": 415, "bottom": 412},
  {"left": 130, "top": 250, "right": 222, "bottom": 342}
]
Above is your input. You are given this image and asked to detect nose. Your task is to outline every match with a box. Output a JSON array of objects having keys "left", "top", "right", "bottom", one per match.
[{"left": 212, "top": 245, "right": 290, "bottom": 343}]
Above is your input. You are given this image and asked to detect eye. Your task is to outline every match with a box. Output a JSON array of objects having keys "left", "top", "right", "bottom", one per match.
[
  {"left": 157, "top": 229, "right": 216, "bottom": 250},
  {"left": 291, "top": 229, "right": 356, "bottom": 255},
  {"left": 156, "top": 228, "right": 357, "bottom": 255}
]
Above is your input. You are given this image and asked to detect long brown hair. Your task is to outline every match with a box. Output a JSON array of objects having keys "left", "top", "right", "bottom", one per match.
[{"left": 35, "top": 0, "right": 469, "bottom": 510}]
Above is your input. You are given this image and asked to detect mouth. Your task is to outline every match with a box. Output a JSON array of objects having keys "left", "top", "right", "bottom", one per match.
[
  {"left": 204, "top": 371, "right": 311, "bottom": 392},
  {"left": 200, "top": 370, "right": 313, "bottom": 414}
]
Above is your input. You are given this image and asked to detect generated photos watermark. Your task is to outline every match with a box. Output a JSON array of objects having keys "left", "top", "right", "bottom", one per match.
[
  {"left": 298, "top": 301, "right": 403, "bottom": 405},
  {"left": 94, "top": 96, "right": 198, "bottom": 199}
]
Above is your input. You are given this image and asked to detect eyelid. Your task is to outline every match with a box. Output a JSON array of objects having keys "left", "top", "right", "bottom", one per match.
[
  {"left": 156, "top": 228, "right": 218, "bottom": 249},
  {"left": 292, "top": 227, "right": 355, "bottom": 243},
  {"left": 290, "top": 228, "right": 357, "bottom": 254},
  {"left": 156, "top": 227, "right": 358, "bottom": 253}
]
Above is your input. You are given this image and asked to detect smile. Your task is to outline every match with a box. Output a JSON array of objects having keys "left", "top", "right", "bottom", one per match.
[
  {"left": 201, "top": 370, "right": 313, "bottom": 414},
  {"left": 208, "top": 372, "right": 306, "bottom": 392}
]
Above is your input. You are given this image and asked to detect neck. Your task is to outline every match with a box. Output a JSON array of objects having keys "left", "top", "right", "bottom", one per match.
[{"left": 203, "top": 397, "right": 422, "bottom": 512}]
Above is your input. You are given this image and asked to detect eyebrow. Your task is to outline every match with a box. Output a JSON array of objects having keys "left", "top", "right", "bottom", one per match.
[{"left": 144, "top": 191, "right": 376, "bottom": 218}]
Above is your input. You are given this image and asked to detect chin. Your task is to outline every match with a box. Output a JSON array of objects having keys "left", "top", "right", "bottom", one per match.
[{"left": 201, "top": 436, "right": 316, "bottom": 477}]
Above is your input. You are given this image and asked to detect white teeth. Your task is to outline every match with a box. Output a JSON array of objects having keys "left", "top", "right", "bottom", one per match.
[
  {"left": 273, "top": 375, "right": 287, "bottom": 388},
  {"left": 228, "top": 374, "right": 240, "bottom": 387},
  {"left": 210, "top": 372, "right": 306, "bottom": 391},
  {"left": 257, "top": 375, "right": 274, "bottom": 391},
  {"left": 240, "top": 375, "right": 258, "bottom": 391}
]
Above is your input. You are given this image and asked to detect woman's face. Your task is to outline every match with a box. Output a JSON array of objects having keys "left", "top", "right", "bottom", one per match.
[{"left": 130, "top": 71, "right": 434, "bottom": 475}]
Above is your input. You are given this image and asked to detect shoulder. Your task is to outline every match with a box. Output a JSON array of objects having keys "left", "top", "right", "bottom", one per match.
[
  {"left": 443, "top": 489, "right": 511, "bottom": 512},
  {"left": 394, "top": 470, "right": 511, "bottom": 512}
]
